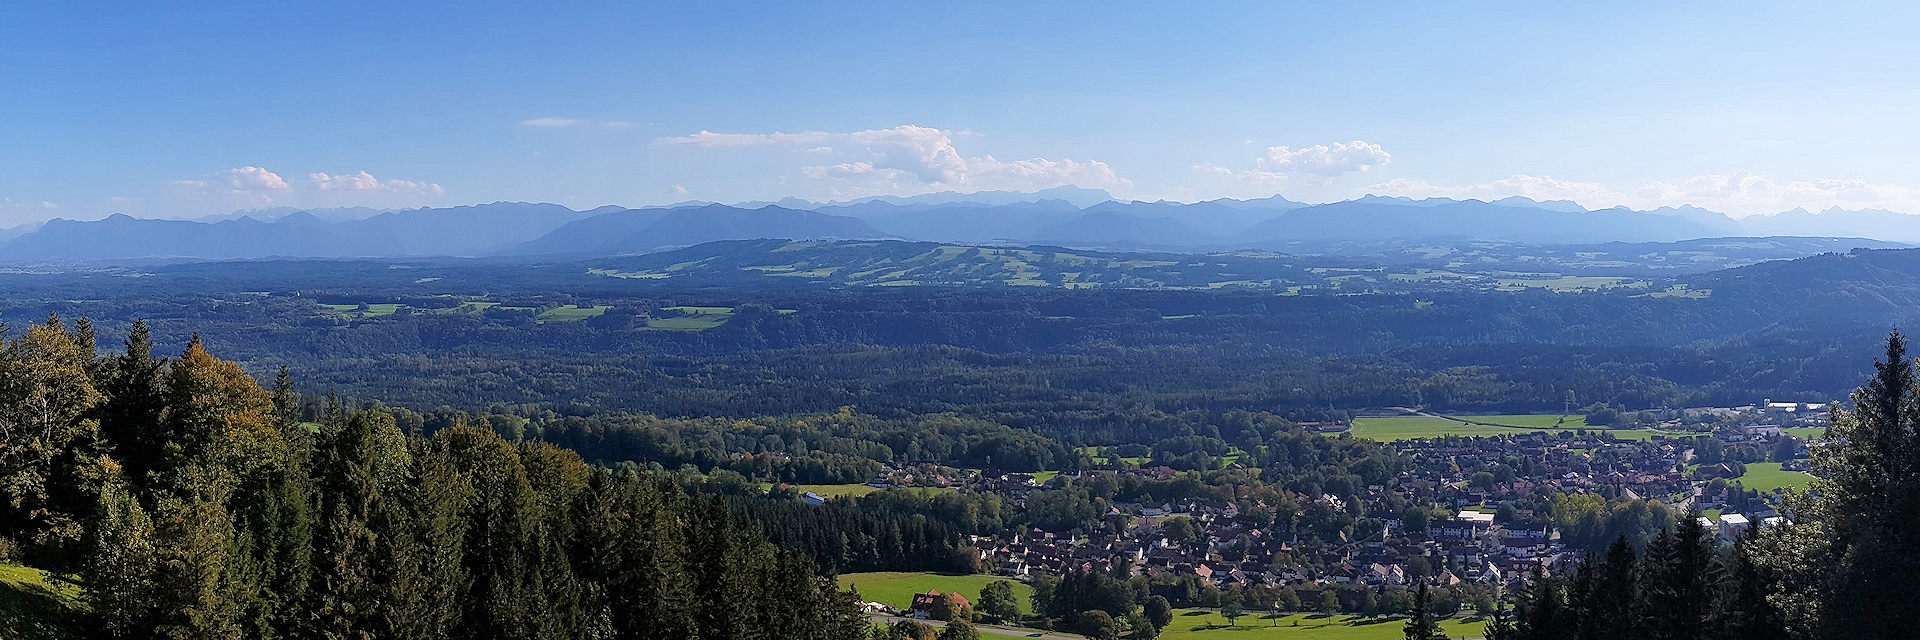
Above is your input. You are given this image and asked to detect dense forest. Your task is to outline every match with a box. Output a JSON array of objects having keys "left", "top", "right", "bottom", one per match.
[
  {"left": 0, "top": 317, "right": 866, "bottom": 639},
  {"left": 0, "top": 248, "right": 1906, "bottom": 435}
]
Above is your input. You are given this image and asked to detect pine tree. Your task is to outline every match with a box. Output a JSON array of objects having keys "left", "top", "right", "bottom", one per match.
[
  {"left": 1513, "top": 568, "right": 1572, "bottom": 640},
  {"left": 1403, "top": 583, "right": 1446, "bottom": 640},
  {"left": 97, "top": 320, "right": 168, "bottom": 490},
  {"left": 1574, "top": 537, "right": 1637, "bottom": 640},
  {"left": 1482, "top": 601, "right": 1519, "bottom": 640},
  {"left": 1638, "top": 516, "right": 1714, "bottom": 640},
  {"left": 1709, "top": 527, "right": 1788, "bottom": 640}
]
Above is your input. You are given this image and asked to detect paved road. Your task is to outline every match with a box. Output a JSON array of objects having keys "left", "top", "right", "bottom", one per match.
[{"left": 864, "top": 614, "right": 1085, "bottom": 639}]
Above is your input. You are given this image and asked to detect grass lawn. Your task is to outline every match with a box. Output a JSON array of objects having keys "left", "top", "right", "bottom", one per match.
[
  {"left": 1160, "top": 611, "right": 1485, "bottom": 640},
  {"left": 1032, "top": 471, "right": 1061, "bottom": 484},
  {"left": 536, "top": 304, "right": 610, "bottom": 322},
  {"left": 0, "top": 563, "right": 83, "bottom": 640},
  {"left": 1734, "top": 462, "right": 1816, "bottom": 493},
  {"left": 1781, "top": 427, "right": 1828, "bottom": 440},
  {"left": 839, "top": 572, "right": 1034, "bottom": 616}
]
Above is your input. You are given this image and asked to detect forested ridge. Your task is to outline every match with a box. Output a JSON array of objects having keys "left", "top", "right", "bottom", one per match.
[{"left": 0, "top": 316, "right": 865, "bottom": 639}]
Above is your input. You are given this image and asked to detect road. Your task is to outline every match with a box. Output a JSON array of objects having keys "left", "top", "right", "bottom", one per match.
[{"left": 864, "top": 613, "right": 1085, "bottom": 639}]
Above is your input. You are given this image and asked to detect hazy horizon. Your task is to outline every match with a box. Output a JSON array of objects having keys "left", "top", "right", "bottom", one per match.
[{"left": 6, "top": 2, "right": 1920, "bottom": 226}]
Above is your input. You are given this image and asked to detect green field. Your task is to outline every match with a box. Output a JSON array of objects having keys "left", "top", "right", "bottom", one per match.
[
  {"left": 1733, "top": 462, "right": 1816, "bottom": 493},
  {"left": 1160, "top": 611, "right": 1485, "bottom": 640},
  {"left": 1350, "top": 416, "right": 1686, "bottom": 442},
  {"left": 536, "top": 304, "right": 610, "bottom": 322},
  {"left": 838, "top": 572, "right": 1035, "bottom": 616},
  {"left": 767, "top": 483, "right": 886, "bottom": 498},
  {"left": 0, "top": 564, "right": 83, "bottom": 640},
  {"left": 1781, "top": 427, "right": 1828, "bottom": 440},
  {"left": 647, "top": 305, "right": 736, "bottom": 330},
  {"left": 320, "top": 302, "right": 402, "bottom": 317}
]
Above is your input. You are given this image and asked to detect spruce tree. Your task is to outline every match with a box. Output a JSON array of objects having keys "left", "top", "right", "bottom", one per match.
[{"left": 1403, "top": 583, "right": 1446, "bottom": 640}]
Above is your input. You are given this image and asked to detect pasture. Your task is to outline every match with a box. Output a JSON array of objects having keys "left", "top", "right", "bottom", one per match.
[
  {"left": 838, "top": 572, "right": 1035, "bottom": 616},
  {"left": 767, "top": 483, "right": 886, "bottom": 498},
  {"left": 1159, "top": 611, "right": 1485, "bottom": 640},
  {"left": 319, "top": 302, "right": 402, "bottom": 317},
  {"left": 1733, "top": 462, "right": 1816, "bottom": 493},
  {"left": 536, "top": 304, "right": 610, "bottom": 322}
]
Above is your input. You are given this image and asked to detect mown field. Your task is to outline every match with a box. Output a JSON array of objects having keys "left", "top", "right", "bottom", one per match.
[
  {"left": 1733, "top": 462, "right": 1816, "bottom": 493},
  {"left": 838, "top": 572, "right": 1036, "bottom": 616},
  {"left": 536, "top": 304, "right": 611, "bottom": 322},
  {"left": 1159, "top": 610, "right": 1485, "bottom": 640},
  {"left": 766, "top": 483, "right": 887, "bottom": 498}
]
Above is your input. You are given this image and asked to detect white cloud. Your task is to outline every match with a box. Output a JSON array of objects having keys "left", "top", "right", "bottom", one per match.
[
  {"left": 309, "top": 171, "right": 445, "bottom": 195},
  {"left": 1205, "top": 141, "right": 1392, "bottom": 186},
  {"left": 658, "top": 129, "right": 836, "bottom": 147},
  {"left": 521, "top": 117, "right": 632, "bottom": 128},
  {"left": 173, "top": 166, "right": 291, "bottom": 194},
  {"left": 1256, "top": 141, "right": 1392, "bottom": 177},
  {"left": 659, "top": 124, "right": 1128, "bottom": 198}
]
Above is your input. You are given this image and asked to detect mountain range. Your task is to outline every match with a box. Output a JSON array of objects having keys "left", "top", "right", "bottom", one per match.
[{"left": 3, "top": 188, "right": 1919, "bottom": 262}]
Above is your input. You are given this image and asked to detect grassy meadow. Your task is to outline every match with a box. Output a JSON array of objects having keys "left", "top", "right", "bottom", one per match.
[
  {"left": 1733, "top": 462, "right": 1816, "bottom": 493},
  {"left": 0, "top": 564, "right": 82, "bottom": 640},
  {"left": 536, "top": 304, "right": 611, "bottom": 322},
  {"left": 838, "top": 572, "right": 1035, "bottom": 616}
]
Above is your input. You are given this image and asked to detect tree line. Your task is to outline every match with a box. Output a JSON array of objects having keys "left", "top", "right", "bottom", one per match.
[{"left": 0, "top": 317, "right": 865, "bottom": 639}]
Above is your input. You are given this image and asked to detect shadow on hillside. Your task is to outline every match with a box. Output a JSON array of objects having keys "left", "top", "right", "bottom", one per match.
[{"left": 0, "top": 570, "right": 84, "bottom": 640}]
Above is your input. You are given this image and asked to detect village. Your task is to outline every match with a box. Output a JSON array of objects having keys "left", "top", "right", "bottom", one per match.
[{"left": 837, "top": 402, "right": 1826, "bottom": 622}]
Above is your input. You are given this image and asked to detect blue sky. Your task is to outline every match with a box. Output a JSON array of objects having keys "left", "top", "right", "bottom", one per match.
[{"left": 4, "top": 1, "right": 1919, "bottom": 224}]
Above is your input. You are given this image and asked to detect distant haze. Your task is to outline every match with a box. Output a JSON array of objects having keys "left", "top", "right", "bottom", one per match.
[{"left": 3, "top": 188, "right": 1918, "bottom": 262}]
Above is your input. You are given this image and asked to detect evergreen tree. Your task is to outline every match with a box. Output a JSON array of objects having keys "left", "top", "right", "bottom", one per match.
[
  {"left": 1757, "top": 331, "right": 1920, "bottom": 639},
  {"left": 1638, "top": 515, "right": 1714, "bottom": 640},
  {"left": 97, "top": 321, "right": 168, "bottom": 487},
  {"left": 1710, "top": 526, "right": 1788, "bottom": 640},
  {"left": 1403, "top": 583, "right": 1447, "bottom": 640},
  {"left": 85, "top": 456, "right": 160, "bottom": 639},
  {"left": 1513, "top": 569, "right": 1572, "bottom": 640},
  {"left": 1574, "top": 537, "right": 1638, "bottom": 640},
  {"left": 1482, "top": 602, "right": 1519, "bottom": 640}
]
